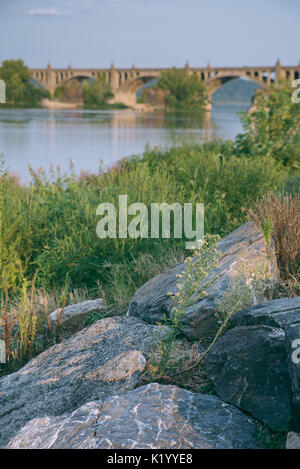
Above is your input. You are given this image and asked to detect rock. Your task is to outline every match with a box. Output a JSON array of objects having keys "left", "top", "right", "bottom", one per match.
[
  {"left": 232, "top": 297, "right": 300, "bottom": 417},
  {"left": 6, "top": 383, "right": 260, "bottom": 449},
  {"left": 204, "top": 325, "right": 291, "bottom": 430},
  {"left": 49, "top": 298, "right": 106, "bottom": 328},
  {"left": 128, "top": 222, "right": 278, "bottom": 339},
  {"left": 285, "top": 323, "right": 300, "bottom": 411},
  {"left": 286, "top": 432, "right": 300, "bottom": 449},
  {"left": 232, "top": 297, "right": 300, "bottom": 329},
  {"left": 0, "top": 316, "right": 166, "bottom": 447}
]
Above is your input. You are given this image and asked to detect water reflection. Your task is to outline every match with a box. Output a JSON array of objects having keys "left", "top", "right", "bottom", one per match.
[{"left": 0, "top": 104, "right": 248, "bottom": 182}]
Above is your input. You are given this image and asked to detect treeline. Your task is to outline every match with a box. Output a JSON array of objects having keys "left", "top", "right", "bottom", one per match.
[{"left": 0, "top": 59, "right": 50, "bottom": 107}]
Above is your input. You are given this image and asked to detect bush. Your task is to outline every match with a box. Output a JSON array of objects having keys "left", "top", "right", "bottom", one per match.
[
  {"left": 235, "top": 84, "right": 300, "bottom": 169},
  {"left": 82, "top": 73, "right": 113, "bottom": 108},
  {"left": 155, "top": 67, "right": 208, "bottom": 110}
]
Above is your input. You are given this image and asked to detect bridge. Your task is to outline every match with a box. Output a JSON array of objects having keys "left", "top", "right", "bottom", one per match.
[{"left": 31, "top": 60, "right": 300, "bottom": 108}]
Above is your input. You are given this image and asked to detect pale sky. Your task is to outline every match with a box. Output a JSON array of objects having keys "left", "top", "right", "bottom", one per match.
[{"left": 1, "top": 0, "right": 299, "bottom": 69}]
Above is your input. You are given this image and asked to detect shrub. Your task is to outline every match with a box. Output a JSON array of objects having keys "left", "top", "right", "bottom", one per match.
[
  {"left": 235, "top": 84, "right": 300, "bottom": 168},
  {"left": 155, "top": 67, "right": 208, "bottom": 110}
]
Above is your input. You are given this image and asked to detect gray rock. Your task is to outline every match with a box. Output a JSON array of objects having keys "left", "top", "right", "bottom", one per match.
[
  {"left": 285, "top": 323, "right": 300, "bottom": 411},
  {"left": 128, "top": 222, "right": 278, "bottom": 339},
  {"left": 231, "top": 297, "right": 300, "bottom": 418},
  {"left": 49, "top": 298, "right": 106, "bottom": 328},
  {"left": 204, "top": 325, "right": 291, "bottom": 430},
  {"left": 286, "top": 432, "right": 300, "bottom": 449},
  {"left": 0, "top": 316, "right": 165, "bottom": 447},
  {"left": 232, "top": 297, "right": 300, "bottom": 329},
  {"left": 6, "top": 383, "right": 260, "bottom": 449}
]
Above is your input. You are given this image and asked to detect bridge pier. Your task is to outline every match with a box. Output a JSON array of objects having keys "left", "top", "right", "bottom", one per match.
[
  {"left": 45, "top": 63, "right": 57, "bottom": 96},
  {"left": 109, "top": 90, "right": 137, "bottom": 108}
]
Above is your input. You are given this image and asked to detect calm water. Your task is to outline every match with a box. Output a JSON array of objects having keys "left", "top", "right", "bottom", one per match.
[{"left": 0, "top": 104, "right": 249, "bottom": 183}]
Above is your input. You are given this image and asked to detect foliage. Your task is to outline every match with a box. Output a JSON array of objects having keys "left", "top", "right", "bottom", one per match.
[
  {"left": 0, "top": 139, "right": 285, "bottom": 305},
  {"left": 248, "top": 190, "right": 300, "bottom": 293},
  {"left": 0, "top": 59, "right": 50, "bottom": 107},
  {"left": 82, "top": 73, "right": 114, "bottom": 108},
  {"left": 140, "top": 339, "right": 214, "bottom": 393},
  {"left": 215, "top": 262, "right": 270, "bottom": 330},
  {"left": 153, "top": 235, "right": 221, "bottom": 380},
  {"left": 256, "top": 423, "right": 286, "bottom": 449},
  {"left": 235, "top": 84, "right": 300, "bottom": 168},
  {"left": 128, "top": 141, "right": 285, "bottom": 235},
  {"left": 0, "top": 281, "right": 93, "bottom": 376},
  {"left": 156, "top": 67, "right": 208, "bottom": 110},
  {"left": 53, "top": 86, "right": 64, "bottom": 100}
]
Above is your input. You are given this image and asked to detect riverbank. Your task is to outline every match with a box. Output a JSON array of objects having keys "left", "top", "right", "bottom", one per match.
[{"left": 42, "top": 98, "right": 79, "bottom": 109}]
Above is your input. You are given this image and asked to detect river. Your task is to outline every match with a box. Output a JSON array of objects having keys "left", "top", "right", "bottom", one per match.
[{"left": 0, "top": 103, "right": 249, "bottom": 183}]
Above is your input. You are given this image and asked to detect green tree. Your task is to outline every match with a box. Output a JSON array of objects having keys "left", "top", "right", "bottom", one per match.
[
  {"left": 156, "top": 67, "right": 208, "bottom": 110},
  {"left": 0, "top": 59, "right": 49, "bottom": 107},
  {"left": 235, "top": 83, "right": 300, "bottom": 168},
  {"left": 82, "top": 73, "right": 114, "bottom": 108}
]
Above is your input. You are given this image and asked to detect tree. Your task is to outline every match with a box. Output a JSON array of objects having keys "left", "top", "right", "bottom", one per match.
[
  {"left": 155, "top": 67, "right": 208, "bottom": 110},
  {"left": 82, "top": 73, "right": 114, "bottom": 108},
  {"left": 235, "top": 83, "right": 300, "bottom": 168},
  {"left": 0, "top": 59, "right": 49, "bottom": 107}
]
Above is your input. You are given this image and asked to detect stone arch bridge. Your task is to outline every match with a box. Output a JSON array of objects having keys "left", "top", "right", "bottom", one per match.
[{"left": 31, "top": 61, "right": 300, "bottom": 109}]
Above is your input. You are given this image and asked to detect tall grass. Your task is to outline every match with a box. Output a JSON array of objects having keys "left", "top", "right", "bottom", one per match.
[
  {"left": 248, "top": 190, "right": 300, "bottom": 294},
  {"left": 0, "top": 143, "right": 286, "bottom": 298}
]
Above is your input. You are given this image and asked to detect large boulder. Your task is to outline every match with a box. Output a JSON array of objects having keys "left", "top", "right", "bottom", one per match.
[
  {"left": 0, "top": 316, "right": 166, "bottom": 447},
  {"left": 6, "top": 383, "right": 260, "bottom": 449},
  {"left": 285, "top": 323, "right": 300, "bottom": 412},
  {"left": 231, "top": 297, "right": 300, "bottom": 329},
  {"left": 128, "top": 222, "right": 278, "bottom": 339},
  {"left": 204, "top": 325, "right": 291, "bottom": 430},
  {"left": 232, "top": 297, "right": 300, "bottom": 417},
  {"left": 49, "top": 298, "right": 106, "bottom": 328}
]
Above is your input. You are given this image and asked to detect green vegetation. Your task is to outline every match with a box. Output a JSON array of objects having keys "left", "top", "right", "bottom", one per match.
[
  {"left": 155, "top": 67, "right": 208, "bottom": 110},
  {"left": 236, "top": 83, "right": 300, "bottom": 168},
  {"left": 154, "top": 235, "right": 220, "bottom": 380},
  {"left": 0, "top": 81, "right": 299, "bottom": 375},
  {"left": 82, "top": 73, "right": 114, "bottom": 109},
  {"left": 0, "top": 59, "right": 50, "bottom": 107}
]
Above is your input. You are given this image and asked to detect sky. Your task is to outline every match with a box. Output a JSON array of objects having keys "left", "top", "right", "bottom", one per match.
[{"left": 1, "top": 0, "right": 299, "bottom": 69}]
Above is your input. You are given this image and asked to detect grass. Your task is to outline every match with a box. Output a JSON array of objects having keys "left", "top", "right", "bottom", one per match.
[
  {"left": 248, "top": 190, "right": 300, "bottom": 295},
  {"left": 0, "top": 137, "right": 295, "bottom": 375},
  {"left": 139, "top": 339, "right": 214, "bottom": 394},
  {"left": 256, "top": 424, "right": 286, "bottom": 449}
]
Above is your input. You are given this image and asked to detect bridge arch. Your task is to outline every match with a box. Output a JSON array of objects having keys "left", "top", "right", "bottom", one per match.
[
  {"left": 118, "top": 74, "right": 159, "bottom": 94},
  {"left": 56, "top": 73, "right": 95, "bottom": 90},
  {"left": 205, "top": 73, "right": 267, "bottom": 97},
  {"left": 110, "top": 74, "right": 160, "bottom": 107}
]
